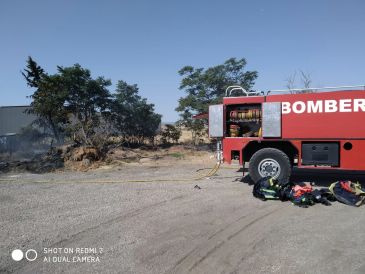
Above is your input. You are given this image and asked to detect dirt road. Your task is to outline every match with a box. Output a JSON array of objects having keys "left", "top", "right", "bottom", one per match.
[{"left": 1, "top": 162, "right": 365, "bottom": 273}]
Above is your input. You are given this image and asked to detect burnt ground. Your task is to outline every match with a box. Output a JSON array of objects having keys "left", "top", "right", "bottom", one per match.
[{"left": 1, "top": 158, "right": 365, "bottom": 274}]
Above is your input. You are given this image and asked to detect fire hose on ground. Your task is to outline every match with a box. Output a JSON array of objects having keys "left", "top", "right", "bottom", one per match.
[
  {"left": 0, "top": 162, "right": 229, "bottom": 184},
  {"left": 0, "top": 141, "right": 242, "bottom": 184}
]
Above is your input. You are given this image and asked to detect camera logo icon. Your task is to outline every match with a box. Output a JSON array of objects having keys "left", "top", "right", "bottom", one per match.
[{"left": 11, "top": 249, "right": 37, "bottom": 262}]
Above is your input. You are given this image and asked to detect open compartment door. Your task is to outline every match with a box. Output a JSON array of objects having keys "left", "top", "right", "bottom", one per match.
[
  {"left": 262, "top": 102, "right": 281, "bottom": 138},
  {"left": 209, "top": 104, "right": 224, "bottom": 137}
]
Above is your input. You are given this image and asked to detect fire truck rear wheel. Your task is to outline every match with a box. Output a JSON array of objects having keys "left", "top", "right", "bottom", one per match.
[{"left": 249, "top": 148, "right": 291, "bottom": 184}]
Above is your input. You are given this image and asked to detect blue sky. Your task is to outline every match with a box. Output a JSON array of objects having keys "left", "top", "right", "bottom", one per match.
[{"left": 1, "top": 0, "right": 364, "bottom": 122}]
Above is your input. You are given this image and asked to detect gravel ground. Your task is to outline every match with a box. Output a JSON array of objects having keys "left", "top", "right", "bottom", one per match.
[{"left": 1, "top": 160, "right": 365, "bottom": 274}]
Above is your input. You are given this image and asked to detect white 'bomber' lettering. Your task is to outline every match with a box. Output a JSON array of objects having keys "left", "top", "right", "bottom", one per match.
[
  {"left": 281, "top": 98, "right": 365, "bottom": 114},
  {"left": 339, "top": 99, "right": 352, "bottom": 112},
  {"left": 307, "top": 100, "right": 323, "bottom": 113},
  {"left": 292, "top": 101, "right": 306, "bottom": 114},
  {"left": 324, "top": 100, "right": 337, "bottom": 112},
  {"left": 354, "top": 99, "right": 365, "bottom": 112}
]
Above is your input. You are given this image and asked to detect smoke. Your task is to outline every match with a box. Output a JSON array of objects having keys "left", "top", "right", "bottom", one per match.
[{"left": 0, "top": 128, "right": 57, "bottom": 162}]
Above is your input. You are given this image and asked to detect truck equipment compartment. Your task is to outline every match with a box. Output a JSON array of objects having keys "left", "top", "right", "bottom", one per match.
[
  {"left": 226, "top": 104, "right": 261, "bottom": 137},
  {"left": 302, "top": 142, "right": 339, "bottom": 166}
]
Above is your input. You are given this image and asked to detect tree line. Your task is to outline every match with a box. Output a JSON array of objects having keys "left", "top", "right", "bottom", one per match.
[
  {"left": 23, "top": 56, "right": 260, "bottom": 147},
  {"left": 22, "top": 57, "right": 161, "bottom": 147}
]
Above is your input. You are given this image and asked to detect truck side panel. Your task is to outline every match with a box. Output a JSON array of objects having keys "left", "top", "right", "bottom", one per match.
[{"left": 266, "top": 90, "right": 365, "bottom": 139}]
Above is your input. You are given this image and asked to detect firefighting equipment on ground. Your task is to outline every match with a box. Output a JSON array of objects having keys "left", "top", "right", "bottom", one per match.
[{"left": 252, "top": 176, "right": 365, "bottom": 208}]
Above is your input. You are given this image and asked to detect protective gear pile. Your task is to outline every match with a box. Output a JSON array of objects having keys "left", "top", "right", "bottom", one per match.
[{"left": 252, "top": 177, "right": 365, "bottom": 208}]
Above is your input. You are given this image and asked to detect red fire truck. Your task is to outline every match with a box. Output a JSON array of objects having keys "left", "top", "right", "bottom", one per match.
[{"left": 209, "top": 85, "right": 365, "bottom": 183}]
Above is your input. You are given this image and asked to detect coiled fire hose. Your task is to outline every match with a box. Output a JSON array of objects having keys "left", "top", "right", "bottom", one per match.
[{"left": 230, "top": 109, "right": 262, "bottom": 120}]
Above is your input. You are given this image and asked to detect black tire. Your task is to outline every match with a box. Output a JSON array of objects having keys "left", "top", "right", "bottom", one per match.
[{"left": 248, "top": 148, "right": 291, "bottom": 184}]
